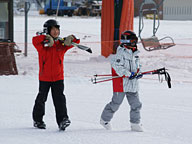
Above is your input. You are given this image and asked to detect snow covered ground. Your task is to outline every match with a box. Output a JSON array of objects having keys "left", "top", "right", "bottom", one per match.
[{"left": 0, "top": 14, "right": 192, "bottom": 144}]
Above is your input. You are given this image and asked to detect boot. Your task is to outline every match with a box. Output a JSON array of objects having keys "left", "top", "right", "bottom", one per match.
[
  {"left": 33, "top": 121, "right": 46, "bottom": 129},
  {"left": 100, "top": 118, "right": 112, "bottom": 130},
  {"left": 131, "top": 123, "right": 143, "bottom": 132},
  {"left": 59, "top": 118, "right": 71, "bottom": 131}
]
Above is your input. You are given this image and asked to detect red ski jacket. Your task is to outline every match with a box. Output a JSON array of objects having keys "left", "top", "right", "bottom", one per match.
[{"left": 32, "top": 35, "right": 80, "bottom": 82}]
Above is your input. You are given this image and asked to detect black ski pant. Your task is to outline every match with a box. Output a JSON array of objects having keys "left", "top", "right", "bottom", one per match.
[{"left": 32, "top": 80, "right": 68, "bottom": 126}]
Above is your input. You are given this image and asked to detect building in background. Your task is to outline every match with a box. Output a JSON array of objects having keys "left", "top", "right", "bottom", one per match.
[
  {"left": 163, "top": 0, "right": 192, "bottom": 20},
  {"left": 134, "top": 0, "right": 192, "bottom": 20},
  {"left": 0, "top": 0, "right": 13, "bottom": 41}
]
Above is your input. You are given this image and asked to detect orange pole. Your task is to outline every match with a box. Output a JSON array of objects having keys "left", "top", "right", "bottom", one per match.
[
  {"left": 101, "top": 0, "right": 114, "bottom": 57},
  {"left": 101, "top": 0, "right": 134, "bottom": 57},
  {"left": 119, "top": 0, "right": 134, "bottom": 38}
]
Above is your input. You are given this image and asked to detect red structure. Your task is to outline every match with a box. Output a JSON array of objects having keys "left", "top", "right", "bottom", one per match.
[
  {"left": 0, "top": 40, "right": 18, "bottom": 75},
  {"left": 101, "top": 0, "right": 134, "bottom": 57}
]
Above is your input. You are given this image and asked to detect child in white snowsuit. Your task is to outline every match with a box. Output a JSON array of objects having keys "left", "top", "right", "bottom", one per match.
[{"left": 100, "top": 30, "right": 143, "bottom": 132}]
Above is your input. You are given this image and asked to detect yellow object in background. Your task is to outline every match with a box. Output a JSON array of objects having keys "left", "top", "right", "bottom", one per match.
[
  {"left": 145, "top": 14, "right": 159, "bottom": 19},
  {"left": 39, "top": 9, "right": 45, "bottom": 14}
]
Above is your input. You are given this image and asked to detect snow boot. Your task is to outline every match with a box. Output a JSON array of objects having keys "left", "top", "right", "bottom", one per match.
[
  {"left": 130, "top": 123, "right": 143, "bottom": 132},
  {"left": 33, "top": 121, "right": 46, "bottom": 129},
  {"left": 100, "top": 118, "right": 112, "bottom": 130},
  {"left": 59, "top": 118, "right": 71, "bottom": 131}
]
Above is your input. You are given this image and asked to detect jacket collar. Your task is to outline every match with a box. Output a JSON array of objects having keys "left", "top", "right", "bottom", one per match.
[{"left": 121, "top": 45, "right": 140, "bottom": 55}]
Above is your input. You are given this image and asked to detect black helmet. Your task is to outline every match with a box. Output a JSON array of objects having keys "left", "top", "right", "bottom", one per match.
[
  {"left": 43, "top": 19, "right": 60, "bottom": 34},
  {"left": 120, "top": 30, "right": 138, "bottom": 47}
]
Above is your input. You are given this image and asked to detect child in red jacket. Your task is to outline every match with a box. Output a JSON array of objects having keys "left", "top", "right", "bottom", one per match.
[{"left": 32, "top": 19, "right": 79, "bottom": 131}]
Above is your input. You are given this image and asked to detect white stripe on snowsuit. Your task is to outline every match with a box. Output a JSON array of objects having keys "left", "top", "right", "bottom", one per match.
[{"left": 111, "top": 46, "right": 141, "bottom": 93}]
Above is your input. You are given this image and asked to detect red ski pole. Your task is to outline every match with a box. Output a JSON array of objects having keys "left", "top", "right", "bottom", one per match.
[
  {"left": 91, "top": 76, "right": 121, "bottom": 84},
  {"left": 91, "top": 67, "right": 171, "bottom": 88}
]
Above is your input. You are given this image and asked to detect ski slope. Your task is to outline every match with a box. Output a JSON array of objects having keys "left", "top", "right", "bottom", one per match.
[{"left": 0, "top": 15, "right": 192, "bottom": 144}]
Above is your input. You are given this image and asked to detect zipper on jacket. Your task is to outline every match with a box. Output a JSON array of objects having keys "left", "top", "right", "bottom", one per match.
[
  {"left": 51, "top": 47, "right": 54, "bottom": 81},
  {"left": 40, "top": 61, "right": 45, "bottom": 76},
  {"left": 129, "top": 60, "right": 132, "bottom": 72},
  {"left": 129, "top": 59, "right": 134, "bottom": 89}
]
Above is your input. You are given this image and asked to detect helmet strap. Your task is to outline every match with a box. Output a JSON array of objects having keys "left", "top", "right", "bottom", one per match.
[{"left": 124, "top": 45, "right": 137, "bottom": 52}]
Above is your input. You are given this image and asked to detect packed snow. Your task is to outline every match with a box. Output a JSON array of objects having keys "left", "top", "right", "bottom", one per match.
[{"left": 0, "top": 14, "right": 192, "bottom": 144}]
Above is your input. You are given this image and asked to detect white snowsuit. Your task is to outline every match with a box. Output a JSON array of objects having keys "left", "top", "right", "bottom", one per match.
[
  {"left": 101, "top": 45, "right": 142, "bottom": 124},
  {"left": 111, "top": 45, "right": 141, "bottom": 92}
]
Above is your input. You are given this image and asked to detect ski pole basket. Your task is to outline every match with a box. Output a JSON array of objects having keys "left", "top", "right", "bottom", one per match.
[
  {"left": 0, "top": 39, "right": 20, "bottom": 75},
  {"left": 138, "top": 0, "right": 175, "bottom": 51}
]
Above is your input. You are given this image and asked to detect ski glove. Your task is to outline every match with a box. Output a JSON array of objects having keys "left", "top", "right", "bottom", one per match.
[
  {"left": 129, "top": 72, "right": 143, "bottom": 80},
  {"left": 44, "top": 34, "right": 54, "bottom": 47},
  {"left": 136, "top": 73, "right": 143, "bottom": 79},
  {"left": 63, "top": 35, "right": 74, "bottom": 46},
  {"left": 129, "top": 72, "right": 137, "bottom": 80}
]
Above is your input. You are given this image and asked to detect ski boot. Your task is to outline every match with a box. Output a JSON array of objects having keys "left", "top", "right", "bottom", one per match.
[
  {"left": 59, "top": 118, "right": 71, "bottom": 131},
  {"left": 33, "top": 121, "right": 46, "bottom": 129},
  {"left": 130, "top": 123, "right": 143, "bottom": 132},
  {"left": 100, "top": 118, "right": 112, "bottom": 130}
]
